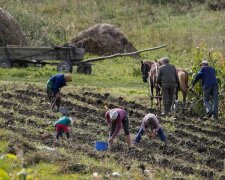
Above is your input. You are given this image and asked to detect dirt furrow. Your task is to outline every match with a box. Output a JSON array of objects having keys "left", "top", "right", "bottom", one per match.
[{"left": 1, "top": 85, "right": 225, "bottom": 178}]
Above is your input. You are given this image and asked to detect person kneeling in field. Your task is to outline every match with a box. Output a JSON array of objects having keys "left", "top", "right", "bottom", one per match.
[
  {"left": 134, "top": 113, "right": 168, "bottom": 146},
  {"left": 105, "top": 108, "right": 132, "bottom": 153},
  {"left": 54, "top": 107, "right": 74, "bottom": 144}
]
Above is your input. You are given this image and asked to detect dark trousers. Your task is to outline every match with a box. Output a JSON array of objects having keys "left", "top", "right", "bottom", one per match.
[
  {"left": 46, "top": 88, "right": 61, "bottom": 109},
  {"left": 110, "top": 116, "right": 130, "bottom": 136},
  {"left": 161, "top": 83, "right": 177, "bottom": 115},
  {"left": 55, "top": 124, "right": 70, "bottom": 139},
  {"left": 203, "top": 86, "right": 219, "bottom": 119},
  {"left": 56, "top": 130, "right": 70, "bottom": 139}
]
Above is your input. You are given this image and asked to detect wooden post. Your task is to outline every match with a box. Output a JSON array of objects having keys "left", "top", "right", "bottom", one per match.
[{"left": 73, "top": 45, "right": 167, "bottom": 65}]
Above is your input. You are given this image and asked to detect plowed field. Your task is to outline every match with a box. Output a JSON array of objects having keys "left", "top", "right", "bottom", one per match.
[{"left": 0, "top": 84, "right": 225, "bottom": 179}]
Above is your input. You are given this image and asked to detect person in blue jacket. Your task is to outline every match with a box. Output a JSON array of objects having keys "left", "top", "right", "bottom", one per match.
[
  {"left": 47, "top": 74, "right": 72, "bottom": 110},
  {"left": 190, "top": 60, "right": 219, "bottom": 119}
]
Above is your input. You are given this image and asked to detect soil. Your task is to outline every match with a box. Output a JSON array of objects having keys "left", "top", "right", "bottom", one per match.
[{"left": 0, "top": 84, "right": 225, "bottom": 178}]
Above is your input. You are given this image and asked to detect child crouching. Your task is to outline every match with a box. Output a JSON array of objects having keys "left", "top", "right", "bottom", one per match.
[{"left": 54, "top": 107, "right": 74, "bottom": 143}]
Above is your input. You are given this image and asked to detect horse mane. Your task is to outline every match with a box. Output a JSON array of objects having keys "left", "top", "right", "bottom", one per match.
[
  {"left": 141, "top": 60, "right": 154, "bottom": 70},
  {"left": 141, "top": 60, "right": 153, "bottom": 65},
  {"left": 155, "top": 59, "right": 163, "bottom": 65}
]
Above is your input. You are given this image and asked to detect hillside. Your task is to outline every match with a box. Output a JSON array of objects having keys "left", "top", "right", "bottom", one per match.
[{"left": 0, "top": 0, "right": 225, "bottom": 179}]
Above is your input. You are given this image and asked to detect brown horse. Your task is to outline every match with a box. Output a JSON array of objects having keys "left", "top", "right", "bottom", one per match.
[
  {"left": 175, "top": 68, "right": 189, "bottom": 104},
  {"left": 141, "top": 60, "right": 189, "bottom": 110},
  {"left": 141, "top": 60, "right": 162, "bottom": 108}
]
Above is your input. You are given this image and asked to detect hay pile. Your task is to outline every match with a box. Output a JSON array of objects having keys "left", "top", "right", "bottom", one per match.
[
  {"left": 70, "top": 24, "right": 137, "bottom": 56},
  {"left": 0, "top": 8, "right": 27, "bottom": 46}
]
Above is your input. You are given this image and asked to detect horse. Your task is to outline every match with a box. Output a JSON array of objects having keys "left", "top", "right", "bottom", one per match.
[
  {"left": 141, "top": 60, "right": 162, "bottom": 108},
  {"left": 175, "top": 68, "right": 189, "bottom": 104},
  {"left": 141, "top": 60, "right": 189, "bottom": 111}
]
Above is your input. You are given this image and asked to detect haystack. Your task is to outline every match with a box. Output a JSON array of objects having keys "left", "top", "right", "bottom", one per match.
[
  {"left": 70, "top": 24, "right": 138, "bottom": 56},
  {"left": 0, "top": 8, "right": 27, "bottom": 46}
]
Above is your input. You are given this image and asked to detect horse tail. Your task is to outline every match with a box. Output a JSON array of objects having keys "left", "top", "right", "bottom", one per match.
[
  {"left": 185, "top": 71, "right": 189, "bottom": 89},
  {"left": 177, "top": 69, "right": 189, "bottom": 93},
  {"left": 184, "top": 70, "right": 189, "bottom": 89}
]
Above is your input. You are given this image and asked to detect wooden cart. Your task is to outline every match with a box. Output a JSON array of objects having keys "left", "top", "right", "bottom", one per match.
[
  {"left": 0, "top": 45, "right": 93, "bottom": 74},
  {"left": 0, "top": 44, "right": 167, "bottom": 74}
]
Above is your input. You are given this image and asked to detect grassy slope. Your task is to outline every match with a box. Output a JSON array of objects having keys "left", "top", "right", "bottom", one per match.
[{"left": 0, "top": 0, "right": 225, "bottom": 179}]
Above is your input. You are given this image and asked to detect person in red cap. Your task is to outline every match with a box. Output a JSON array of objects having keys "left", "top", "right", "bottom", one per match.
[{"left": 105, "top": 108, "right": 132, "bottom": 153}]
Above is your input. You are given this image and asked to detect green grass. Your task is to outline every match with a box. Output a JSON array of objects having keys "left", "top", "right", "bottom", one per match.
[
  {"left": 1, "top": 0, "right": 224, "bottom": 54},
  {"left": 0, "top": 141, "right": 9, "bottom": 154},
  {"left": 0, "top": 0, "right": 225, "bottom": 179},
  {"left": 0, "top": 56, "right": 147, "bottom": 89},
  {"left": 30, "top": 163, "right": 89, "bottom": 180}
]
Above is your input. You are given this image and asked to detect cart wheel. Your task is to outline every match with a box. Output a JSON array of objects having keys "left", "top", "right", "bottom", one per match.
[
  {"left": 77, "top": 64, "right": 92, "bottom": 74},
  {"left": 0, "top": 59, "right": 12, "bottom": 68},
  {"left": 57, "top": 61, "right": 73, "bottom": 73}
]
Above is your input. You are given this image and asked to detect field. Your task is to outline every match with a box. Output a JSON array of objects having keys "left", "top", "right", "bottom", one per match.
[
  {"left": 0, "top": 82, "right": 225, "bottom": 179},
  {"left": 0, "top": 0, "right": 225, "bottom": 179}
]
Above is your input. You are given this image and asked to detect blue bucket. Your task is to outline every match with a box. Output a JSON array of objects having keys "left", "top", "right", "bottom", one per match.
[{"left": 95, "top": 141, "right": 108, "bottom": 151}]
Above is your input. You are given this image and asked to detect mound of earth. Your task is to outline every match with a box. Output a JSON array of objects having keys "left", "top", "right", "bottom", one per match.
[
  {"left": 0, "top": 8, "right": 27, "bottom": 46},
  {"left": 70, "top": 23, "right": 138, "bottom": 56}
]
